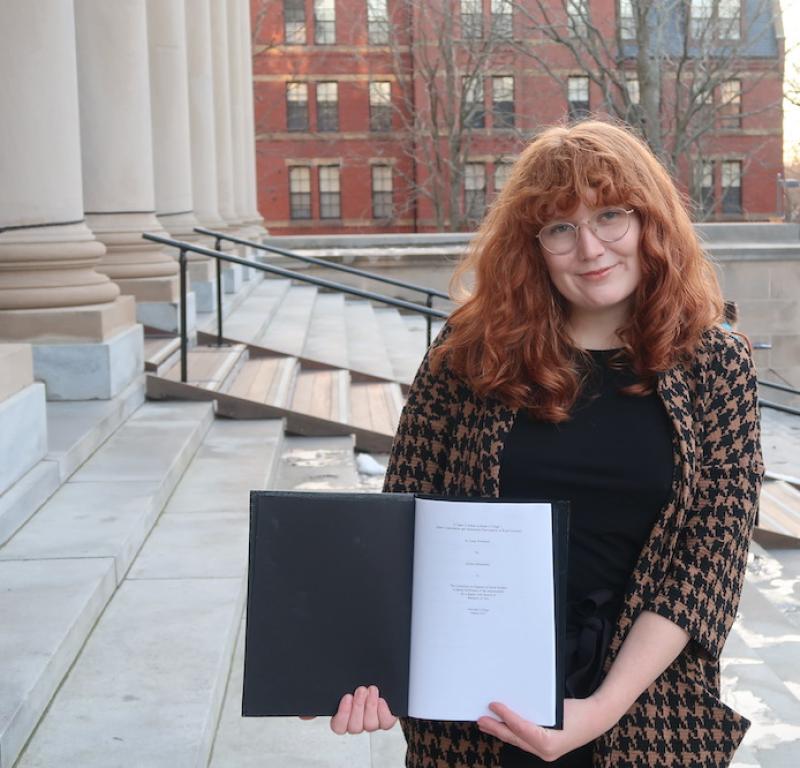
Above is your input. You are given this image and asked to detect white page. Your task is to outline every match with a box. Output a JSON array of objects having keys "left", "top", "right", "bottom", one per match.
[{"left": 408, "top": 499, "right": 556, "bottom": 724}]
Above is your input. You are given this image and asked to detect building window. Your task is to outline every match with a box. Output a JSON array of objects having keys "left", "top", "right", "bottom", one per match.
[
  {"left": 371, "top": 165, "right": 393, "bottom": 219},
  {"left": 625, "top": 72, "right": 639, "bottom": 104},
  {"left": 369, "top": 81, "right": 392, "bottom": 131},
  {"left": 567, "top": 0, "right": 589, "bottom": 37},
  {"left": 719, "top": 79, "right": 741, "bottom": 129},
  {"left": 319, "top": 166, "right": 341, "bottom": 218},
  {"left": 289, "top": 167, "right": 312, "bottom": 219},
  {"left": 494, "top": 161, "right": 512, "bottom": 191},
  {"left": 568, "top": 76, "right": 590, "bottom": 119},
  {"left": 463, "top": 76, "right": 485, "bottom": 129},
  {"left": 461, "top": 0, "right": 483, "bottom": 40},
  {"left": 690, "top": 0, "right": 712, "bottom": 38},
  {"left": 492, "top": 76, "right": 514, "bottom": 129},
  {"left": 721, "top": 161, "right": 742, "bottom": 214},
  {"left": 619, "top": 0, "right": 635, "bottom": 40},
  {"left": 464, "top": 163, "right": 486, "bottom": 221},
  {"left": 367, "top": 0, "right": 390, "bottom": 44},
  {"left": 718, "top": 0, "right": 741, "bottom": 39},
  {"left": 284, "top": 0, "right": 307, "bottom": 44},
  {"left": 316, "top": 82, "right": 339, "bottom": 132},
  {"left": 314, "top": 0, "right": 335, "bottom": 44},
  {"left": 286, "top": 82, "right": 308, "bottom": 131},
  {"left": 491, "top": 0, "right": 513, "bottom": 38},
  {"left": 700, "top": 160, "right": 715, "bottom": 217}
]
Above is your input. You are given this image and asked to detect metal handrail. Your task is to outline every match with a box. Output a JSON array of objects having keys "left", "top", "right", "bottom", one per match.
[
  {"left": 141, "top": 232, "right": 447, "bottom": 383},
  {"left": 760, "top": 399, "right": 800, "bottom": 417},
  {"left": 759, "top": 379, "right": 800, "bottom": 396},
  {"left": 194, "top": 227, "right": 450, "bottom": 300}
]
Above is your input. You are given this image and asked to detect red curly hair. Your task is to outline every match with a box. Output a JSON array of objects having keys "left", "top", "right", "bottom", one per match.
[{"left": 431, "top": 120, "right": 723, "bottom": 422}]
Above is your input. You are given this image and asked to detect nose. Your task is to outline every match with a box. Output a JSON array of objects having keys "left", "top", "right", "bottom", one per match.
[{"left": 575, "top": 223, "right": 605, "bottom": 261}]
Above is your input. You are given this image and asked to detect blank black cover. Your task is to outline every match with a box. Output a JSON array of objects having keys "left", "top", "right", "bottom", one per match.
[{"left": 242, "top": 491, "right": 416, "bottom": 717}]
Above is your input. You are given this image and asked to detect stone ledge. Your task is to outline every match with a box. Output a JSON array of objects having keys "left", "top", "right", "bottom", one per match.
[{"left": 0, "top": 345, "right": 33, "bottom": 401}]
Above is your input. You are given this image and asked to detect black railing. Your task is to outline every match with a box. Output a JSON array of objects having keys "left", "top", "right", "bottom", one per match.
[
  {"left": 194, "top": 227, "right": 450, "bottom": 343},
  {"left": 759, "top": 379, "right": 800, "bottom": 396},
  {"left": 141, "top": 232, "right": 447, "bottom": 383}
]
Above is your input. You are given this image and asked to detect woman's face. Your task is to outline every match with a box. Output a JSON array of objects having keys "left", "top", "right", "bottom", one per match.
[{"left": 537, "top": 199, "right": 642, "bottom": 319}]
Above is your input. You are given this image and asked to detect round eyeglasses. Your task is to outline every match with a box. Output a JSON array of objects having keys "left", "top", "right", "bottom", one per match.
[{"left": 536, "top": 207, "right": 635, "bottom": 255}]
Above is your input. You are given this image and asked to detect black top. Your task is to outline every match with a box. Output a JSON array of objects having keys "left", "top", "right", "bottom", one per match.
[{"left": 497, "top": 349, "right": 674, "bottom": 767}]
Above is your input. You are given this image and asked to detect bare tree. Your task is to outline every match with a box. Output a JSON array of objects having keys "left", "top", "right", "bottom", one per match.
[
  {"left": 359, "top": 0, "right": 523, "bottom": 230},
  {"left": 509, "top": 0, "right": 783, "bottom": 217}
]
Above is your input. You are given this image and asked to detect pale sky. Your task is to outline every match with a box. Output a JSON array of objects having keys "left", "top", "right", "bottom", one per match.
[{"left": 781, "top": 0, "right": 799, "bottom": 165}]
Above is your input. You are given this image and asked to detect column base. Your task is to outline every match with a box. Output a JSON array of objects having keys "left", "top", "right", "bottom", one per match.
[
  {"left": 114, "top": 275, "right": 180, "bottom": 303},
  {"left": 31, "top": 324, "right": 144, "bottom": 401},
  {"left": 137, "top": 292, "right": 196, "bottom": 334},
  {"left": 223, "top": 264, "right": 242, "bottom": 294},
  {"left": 190, "top": 280, "right": 217, "bottom": 314},
  {"left": 0, "top": 296, "right": 136, "bottom": 343}
]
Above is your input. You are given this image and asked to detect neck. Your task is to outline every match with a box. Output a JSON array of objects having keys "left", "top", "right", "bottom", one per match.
[{"left": 566, "top": 304, "right": 631, "bottom": 350}]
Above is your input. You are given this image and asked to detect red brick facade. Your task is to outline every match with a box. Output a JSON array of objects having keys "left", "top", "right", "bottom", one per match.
[{"left": 251, "top": 0, "right": 784, "bottom": 234}]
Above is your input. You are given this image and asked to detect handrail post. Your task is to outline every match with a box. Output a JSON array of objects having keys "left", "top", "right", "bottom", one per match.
[
  {"left": 214, "top": 237, "right": 223, "bottom": 345},
  {"left": 426, "top": 293, "right": 433, "bottom": 348},
  {"left": 179, "top": 248, "right": 188, "bottom": 383}
]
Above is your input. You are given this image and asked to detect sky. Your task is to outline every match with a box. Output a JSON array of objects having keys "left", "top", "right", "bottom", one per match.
[{"left": 781, "top": 0, "right": 799, "bottom": 165}]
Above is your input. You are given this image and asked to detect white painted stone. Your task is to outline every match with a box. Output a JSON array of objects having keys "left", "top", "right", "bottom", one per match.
[
  {"left": 160, "top": 419, "right": 283, "bottom": 515},
  {"left": 222, "top": 263, "right": 243, "bottom": 294},
  {"left": 46, "top": 375, "right": 146, "bottom": 481},
  {"left": 0, "top": 481, "right": 161, "bottom": 585},
  {"left": 344, "top": 301, "right": 395, "bottom": 380},
  {"left": 137, "top": 291, "right": 197, "bottom": 334},
  {"left": 70, "top": 401, "right": 213, "bottom": 485},
  {"left": 32, "top": 324, "right": 144, "bottom": 401},
  {"left": 209, "top": 622, "right": 374, "bottom": 768},
  {"left": 256, "top": 286, "right": 317, "bottom": 356},
  {"left": 0, "top": 460, "right": 60, "bottom": 547},
  {"left": 16, "top": 578, "right": 243, "bottom": 768},
  {"left": 303, "top": 293, "right": 349, "bottom": 369},
  {"left": 192, "top": 278, "right": 217, "bottom": 313},
  {"left": 0, "top": 383, "right": 47, "bottom": 496},
  {"left": 0, "top": 557, "right": 117, "bottom": 768}
]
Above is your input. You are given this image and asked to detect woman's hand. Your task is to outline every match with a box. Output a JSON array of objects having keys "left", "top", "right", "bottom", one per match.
[
  {"left": 477, "top": 696, "right": 616, "bottom": 762},
  {"left": 301, "top": 685, "right": 397, "bottom": 734}
]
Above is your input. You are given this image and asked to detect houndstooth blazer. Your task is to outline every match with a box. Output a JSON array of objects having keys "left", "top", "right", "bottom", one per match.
[{"left": 382, "top": 324, "right": 764, "bottom": 768}]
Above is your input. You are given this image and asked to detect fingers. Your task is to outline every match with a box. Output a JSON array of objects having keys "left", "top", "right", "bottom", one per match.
[
  {"left": 478, "top": 716, "right": 529, "bottom": 752},
  {"left": 331, "top": 687, "right": 397, "bottom": 735},
  {"left": 330, "top": 693, "right": 353, "bottom": 735},
  {"left": 362, "top": 686, "right": 380, "bottom": 731},
  {"left": 377, "top": 697, "right": 398, "bottom": 730}
]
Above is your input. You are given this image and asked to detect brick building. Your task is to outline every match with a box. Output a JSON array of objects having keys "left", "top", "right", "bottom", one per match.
[{"left": 250, "top": 0, "right": 785, "bottom": 234}]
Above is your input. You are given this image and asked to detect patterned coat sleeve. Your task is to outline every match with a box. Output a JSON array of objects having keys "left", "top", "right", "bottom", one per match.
[
  {"left": 646, "top": 330, "right": 765, "bottom": 660},
  {"left": 383, "top": 327, "right": 460, "bottom": 495}
]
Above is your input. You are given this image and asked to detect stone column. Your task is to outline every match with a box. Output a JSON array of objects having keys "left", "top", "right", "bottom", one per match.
[
  {"left": 209, "top": 0, "right": 247, "bottom": 293},
  {"left": 0, "top": 0, "right": 141, "bottom": 401},
  {"left": 238, "top": 0, "right": 268, "bottom": 240},
  {"left": 185, "top": 0, "right": 229, "bottom": 309},
  {"left": 74, "top": 0, "right": 190, "bottom": 333},
  {"left": 145, "top": 0, "right": 212, "bottom": 313}
]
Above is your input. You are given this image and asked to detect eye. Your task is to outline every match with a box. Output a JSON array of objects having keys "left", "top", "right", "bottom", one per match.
[
  {"left": 545, "top": 222, "right": 573, "bottom": 236},
  {"left": 597, "top": 208, "right": 622, "bottom": 222}
]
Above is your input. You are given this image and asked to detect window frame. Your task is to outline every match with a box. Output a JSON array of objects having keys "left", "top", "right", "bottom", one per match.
[
  {"left": 284, "top": 0, "right": 307, "bottom": 44},
  {"left": 567, "top": 75, "right": 590, "bottom": 119},
  {"left": 318, "top": 165, "right": 341, "bottom": 219},
  {"left": 316, "top": 81, "right": 339, "bottom": 132},
  {"left": 367, "top": 0, "right": 390, "bottom": 44},
  {"left": 490, "top": 0, "right": 513, "bottom": 38},
  {"left": 464, "top": 162, "right": 486, "bottom": 221},
  {"left": 463, "top": 76, "right": 485, "bottom": 129},
  {"left": 289, "top": 166, "right": 312, "bottom": 220},
  {"left": 492, "top": 75, "right": 515, "bottom": 129},
  {"left": 721, "top": 160, "right": 742, "bottom": 214},
  {"left": 460, "top": 0, "right": 483, "bottom": 40},
  {"left": 719, "top": 79, "right": 742, "bottom": 130},
  {"left": 369, "top": 81, "right": 393, "bottom": 132},
  {"left": 313, "top": 0, "right": 336, "bottom": 45},
  {"left": 286, "top": 82, "right": 309, "bottom": 132},
  {"left": 371, "top": 165, "right": 394, "bottom": 219}
]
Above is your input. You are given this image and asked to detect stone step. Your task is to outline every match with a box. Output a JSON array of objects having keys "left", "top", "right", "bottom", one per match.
[
  {"left": 143, "top": 334, "right": 181, "bottom": 375},
  {"left": 373, "top": 307, "right": 421, "bottom": 384},
  {"left": 208, "top": 433, "right": 407, "bottom": 767},
  {"left": 401, "top": 313, "right": 445, "bottom": 360},
  {"left": 208, "top": 278, "right": 291, "bottom": 346},
  {"left": 343, "top": 300, "right": 395, "bottom": 380},
  {"left": 349, "top": 380, "right": 404, "bottom": 437},
  {"left": 0, "top": 376, "right": 146, "bottom": 547},
  {"left": 226, "top": 355, "right": 299, "bottom": 408},
  {"left": 161, "top": 344, "right": 249, "bottom": 392},
  {"left": 255, "top": 285, "right": 318, "bottom": 357},
  {"left": 302, "top": 291, "right": 349, "bottom": 369},
  {"left": 290, "top": 368, "right": 350, "bottom": 423},
  {"left": 746, "top": 540, "right": 800, "bottom": 632},
  {"left": 13, "top": 418, "right": 284, "bottom": 768},
  {"left": 0, "top": 400, "right": 214, "bottom": 768}
]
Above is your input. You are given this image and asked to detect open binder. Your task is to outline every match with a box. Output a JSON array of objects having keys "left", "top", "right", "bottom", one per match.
[{"left": 243, "top": 491, "right": 569, "bottom": 726}]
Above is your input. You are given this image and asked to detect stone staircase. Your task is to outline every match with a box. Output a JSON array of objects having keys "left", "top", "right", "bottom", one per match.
[
  {"left": 143, "top": 278, "right": 441, "bottom": 453},
  {"left": 1, "top": 267, "right": 799, "bottom": 767}
]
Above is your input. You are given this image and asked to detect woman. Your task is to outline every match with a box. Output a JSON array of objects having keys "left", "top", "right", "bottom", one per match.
[{"left": 328, "top": 121, "right": 764, "bottom": 767}]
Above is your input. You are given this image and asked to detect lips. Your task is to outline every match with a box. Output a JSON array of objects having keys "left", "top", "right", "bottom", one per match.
[{"left": 579, "top": 264, "right": 617, "bottom": 278}]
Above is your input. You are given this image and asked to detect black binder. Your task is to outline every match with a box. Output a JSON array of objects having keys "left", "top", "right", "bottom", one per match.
[{"left": 242, "top": 491, "right": 568, "bottom": 726}]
